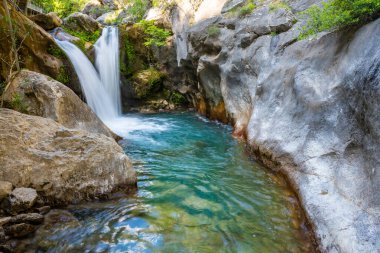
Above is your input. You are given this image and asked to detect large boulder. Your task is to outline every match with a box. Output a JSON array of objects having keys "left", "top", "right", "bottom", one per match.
[
  {"left": 63, "top": 12, "right": 100, "bottom": 33},
  {"left": 0, "top": 109, "right": 136, "bottom": 205},
  {"left": 3, "top": 70, "right": 118, "bottom": 140},
  {"left": 29, "top": 12, "right": 62, "bottom": 31}
]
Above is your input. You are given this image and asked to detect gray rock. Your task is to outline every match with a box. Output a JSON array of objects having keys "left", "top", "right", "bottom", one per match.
[
  {"left": 3, "top": 188, "right": 38, "bottom": 215},
  {"left": 3, "top": 70, "right": 119, "bottom": 140},
  {"left": 63, "top": 12, "right": 100, "bottom": 33},
  {"left": 0, "top": 181, "right": 12, "bottom": 201},
  {"left": 9, "top": 213, "right": 44, "bottom": 225},
  {"left": 221, "top": 0, "right": 247, "bottom": 13},
  {"left": 0, "top": 109, "right": 136, "bottom": 205},
  {"left": 186, "top": 6, "right": 380, "bottom": 253},
  {"left": 82, "top": 0, "right": 109, "bottom": 19}
]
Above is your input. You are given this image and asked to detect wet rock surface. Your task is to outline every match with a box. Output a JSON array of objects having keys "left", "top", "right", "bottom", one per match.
[{"left": 184, "top": 1, "right": 380, "bottom": 252}]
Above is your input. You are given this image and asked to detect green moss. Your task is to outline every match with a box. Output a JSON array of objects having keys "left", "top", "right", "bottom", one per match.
[
  {"left": 56, "top": 67, "right": 70, "bottom": 85},
  {"left": 170, "top": 91, "right": 187, "bottom": 105},
  {"left": 64, "top": 27, "right": 100, "bottom": 44},
  {"left": 47, "top": 44, "right": 65, "bottom": 58},
  {"left": 207, "top": 25, "right": 220, "bottom": 37},
  {"left": 269, "top": 1, "right": 291, "bottom": 12},
  {"left": 9, "top": 93, "right": 28, "bottom": 113},
  {"left": 132, "top": 68, "right": 165, "bottom": 98},
  {"left": 127, "top": 0, "right": 149, "bottom": 22}
]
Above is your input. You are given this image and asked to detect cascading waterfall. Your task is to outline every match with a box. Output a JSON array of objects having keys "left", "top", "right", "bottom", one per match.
[
  {"left": 55, "top": 26, "right": 121, "bottom": 122},
  {"left": 94, "top": 27, "right": 121, "bottom": 116}
]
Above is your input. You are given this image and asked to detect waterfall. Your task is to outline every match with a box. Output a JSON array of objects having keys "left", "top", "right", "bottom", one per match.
[
  {"left": 94, "top": 27, "right": 121, "bottom": 116},
  {"left": 55, "top": 27, "right": 121, "bottom": 122}
]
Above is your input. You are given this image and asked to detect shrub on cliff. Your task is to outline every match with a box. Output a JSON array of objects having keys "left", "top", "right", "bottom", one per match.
[
  {"left": 135, "top": 20, "right": 172, "bottom": 47},
  {"left": 34, "top": 0, "right": 88, "bottom": 17},
  {"left": 300, "top": 0, "right": 380, "bottom": 39}
]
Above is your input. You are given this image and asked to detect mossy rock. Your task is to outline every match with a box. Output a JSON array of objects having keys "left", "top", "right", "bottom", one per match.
[{"left": 131, "top": 68, "right": 165, "bottom": 99}]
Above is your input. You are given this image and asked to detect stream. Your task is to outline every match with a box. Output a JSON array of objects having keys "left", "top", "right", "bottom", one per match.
[{"left": 26, "top": 112, "right": 314, "bottom": 253}]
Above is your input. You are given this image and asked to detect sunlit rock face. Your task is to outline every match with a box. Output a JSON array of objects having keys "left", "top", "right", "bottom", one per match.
[
  {"left": 184, "top": 1, "right": 380, "bottom": 252},
  {"left": 0, "top": 109, "right": 137, "bottom": 205},
  {"left": 3, "top": 70, "right": 119, "bottom": 140}
]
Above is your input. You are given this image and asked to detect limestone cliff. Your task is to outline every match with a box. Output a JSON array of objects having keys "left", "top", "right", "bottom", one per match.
[{"left": 176, "top": 1, "right": 380, "bottom": 252}]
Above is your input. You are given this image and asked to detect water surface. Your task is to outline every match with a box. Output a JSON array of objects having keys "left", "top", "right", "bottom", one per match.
[{"left": 30, "top": 112, "right": 314, "bottom": 253}]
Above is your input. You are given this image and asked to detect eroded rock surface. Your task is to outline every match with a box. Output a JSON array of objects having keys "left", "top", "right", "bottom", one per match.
[
  {"left": 29, "top": 12, "right": 62, "bottom": 31},
  {"left": 184, "top": 2, "right": 380, "bottom": 252},
  {"left": 63, "top": 12, "right": 100, "bottom": 33},
  {"left": 3, "top": 70, "right": 118, "bottom": 139},
  {"left": 0, "top": 109, "right": 136, "bottom": 205}
]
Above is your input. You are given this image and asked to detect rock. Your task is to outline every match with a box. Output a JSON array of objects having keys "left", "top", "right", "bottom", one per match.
[
  {"left": 0, "top": 109, "right": 137, "bottom": 205},
  {"left": 9, "top": 213, "right": 44, "bottom": 225},
  {"left": 63, "top": 12, "right": 100, "bottom": 33},
  {"left": 29, "top": 12, "right": 62, "bottom": 30},
  {"left": 186, "top": 5, "right": 380, "bottom": 252},
  {"left": 0, "top": 227, "right": 5, "bottom": 243},
  {"left": 35, "top": 206, "right": 51, "bottom": 215},
  {"left": 3, "top": 188, "right": 38, "bottom": 215},
  {"left": 0, "top": 181, "right": 13, "bottom": 201},
  {"left": 4, "top": 223, "right": 37, "bottom": 238},
  {"left": 0, "top": 2, "right": 76, "bottom": 90},
  {"left": 3, "top": 70, "right": 119, "bottom": 140},
  {"left": 0, "top": 217, "right": 11, "bottom": 226},
  {"left": 221, "top": 0, "right": 246, "bottom": 14},
  {"left": 0, "top": 243, "right": 11, "bottom": 253},
  {"left": 82, "top": 0, "right": 108, "bottom": 19}
]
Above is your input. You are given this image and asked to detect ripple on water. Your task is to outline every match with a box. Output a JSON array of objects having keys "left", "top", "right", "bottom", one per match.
[{"left": 23, "top": 112, "right": 315, "bottom": 253}]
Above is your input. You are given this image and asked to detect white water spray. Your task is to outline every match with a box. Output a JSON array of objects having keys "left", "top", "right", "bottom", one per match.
[{"left": 55, "top": 27, "right": 121, "bottom": 122}]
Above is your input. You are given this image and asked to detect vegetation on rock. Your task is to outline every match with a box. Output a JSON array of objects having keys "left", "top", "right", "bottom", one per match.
[
  {"left": 207, "top": 25, "right": 221, "bottom": 37},
  {"left": 299, "top": 0, "right": 380, "bottom": 39},
  {"left": 239, "top": 1, "right": 256, "bottom": 17},
  {"left": 127, "top": 0, "right": 149, "bottom": 22},
  {"left": 135, "top": 20, "right": 172, "bottom": 47},
  {"left": 269, "top": 0, "right": 291, "bottom": 12}
]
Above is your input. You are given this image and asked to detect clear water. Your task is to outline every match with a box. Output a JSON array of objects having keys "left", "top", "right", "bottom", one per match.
[{"left": 29, "top": 112, "right": 314, "bottom": 253}]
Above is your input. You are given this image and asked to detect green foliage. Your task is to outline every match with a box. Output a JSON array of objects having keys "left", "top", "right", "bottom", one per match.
[
  {"left": 135, "top": 20, "right": 172, "bottom": 47},
  {"left": 120, "top": 36, "right": 136, "bottom": 75},
  {"left": 169, "top": 91, "right": 187, "bottom": 105},
  {"left": 34, "top": 0, "right": 88, "bottom": 17},
  {"left": 9, "top": 94, "right": 27, "bottom": 113},
  {"left": 127, "top": 0, "right": 149, "bottom": 22},
  {"left": 207, "top": 25, "right": 220, "bottom": 37},
  {"left": 56, "top": 67, "right": 70, "bottom": 84},
  {"left": 299, "top": 0, "right": 380, "bottom": 39},
  {"left": 269, "top": 1, "right": 291, "bottom": 12},
  {"left": 152, "top": 0, "right": 176, "bottom": 10},
  {"left": 239, "top": 1, "right": 256, "bottom": 17},
  {"left": 47, "top": 44, "right": 65, "bottom": 58},
  {"left": 63, "top": 27, "right": 100, "bottom": 44}
]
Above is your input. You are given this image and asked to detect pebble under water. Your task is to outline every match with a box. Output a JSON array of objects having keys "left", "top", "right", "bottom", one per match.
[{"left": 27, "top": 112, "right": 315, "bottom": 253}]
